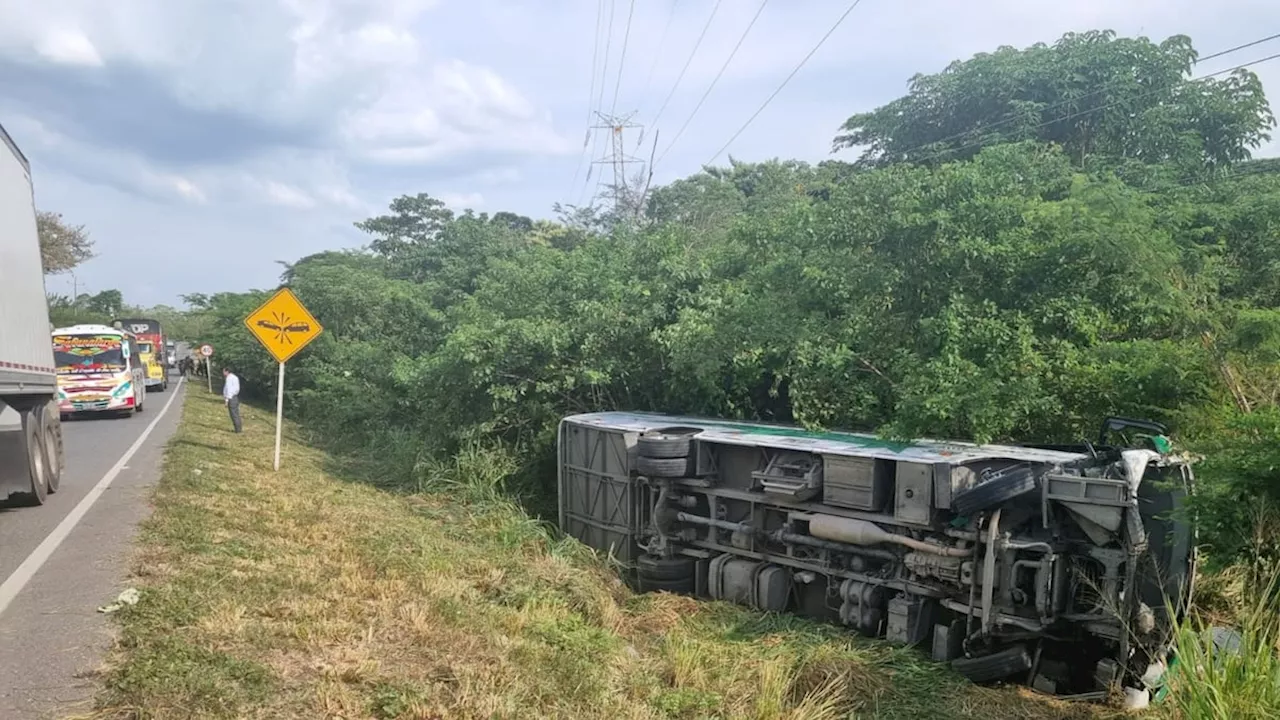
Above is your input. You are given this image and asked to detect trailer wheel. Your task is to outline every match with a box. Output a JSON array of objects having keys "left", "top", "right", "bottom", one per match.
[
  {"left": 951, "top": 466, "right": 1036, "bottom": 516},
  {"left": 39, "top": 405, "right": 62, "bottom": 494},
  {"left": 637, "top": 429, "right": 701, "bottom": 459},
  {"left": 15, "top": 409, "right": 49, "bottom": 506},
  {"left": 951, "top": 644, "right": 1032, "bottom": 683},
  {"left": 636, "top": 455, "right": 691, "bottom": 478}
]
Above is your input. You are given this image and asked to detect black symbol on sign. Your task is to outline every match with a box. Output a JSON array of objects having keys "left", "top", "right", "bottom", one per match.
[{"left": 256, "top": 312, "right": 310, "bottom": 345}]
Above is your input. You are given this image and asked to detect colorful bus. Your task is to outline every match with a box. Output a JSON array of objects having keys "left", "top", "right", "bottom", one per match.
[{"left": 52, "top": 324, "right": 147, "bottom": 418}]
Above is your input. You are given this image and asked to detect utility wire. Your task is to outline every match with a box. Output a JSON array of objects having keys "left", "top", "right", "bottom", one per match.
[
  {"left": 578, "top": 0, "right": 619, "bottom": 205},
  {"left": 1199, "top": 32, "right": 1280, "bottom": 63},
  {"left": 637, "top": 0, "right": 682, "bottom": 113},
  {"left": 569, "top": 0, "right": 608, "bottom": 192},
  {"left": 914, "top": 50, "right": 1280, "bottom": 166},
  {"left": 707, "top": 0, "right": 865, "bottom": 166},
  {"left": 656, "top": 0, "right": 769, "bottom": 165},
  {"left": 610, "top": 0, "right": 637, "bottom": 115},
  {"left": 868, "top": 31, "right": 1280, "bottom": 164},
  {"left": 595, "top": 0, "right": 618, "bottom": 116},
  {"left": 649, "top": 0, "right": 725, "bottom": 131}
]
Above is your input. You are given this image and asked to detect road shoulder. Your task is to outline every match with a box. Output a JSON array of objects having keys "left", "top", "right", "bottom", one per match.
[{"left": 0, "top": 382, "right": 186, "bottom": 720}]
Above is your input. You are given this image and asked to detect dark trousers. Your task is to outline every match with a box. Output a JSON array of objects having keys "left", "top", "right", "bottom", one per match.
[{"left": 227, "top": 396, "right": 242, "bottom": 433}]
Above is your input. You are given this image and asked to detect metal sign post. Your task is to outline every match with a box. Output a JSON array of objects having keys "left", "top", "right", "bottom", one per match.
[
  {"left": 200, "top": 344, "right": 214, "bottom": 393},
  {"left": 242, "top": 288, "right": 323, "bottom": 471}
]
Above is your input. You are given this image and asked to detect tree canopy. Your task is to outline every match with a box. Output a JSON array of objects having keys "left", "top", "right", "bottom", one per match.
[
  {"left": 834, "top": 31, "right": 1275, "bottom": 176},
  {"left": 37, "top": 210, "right": 94, "bottom": 274}
]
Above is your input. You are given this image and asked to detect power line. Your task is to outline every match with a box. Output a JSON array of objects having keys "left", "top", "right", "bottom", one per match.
[
  {"left": 595, "top": 0, "right": 618, "bottom": 118},
  {"left": 569, "top": 0, "right": 608, "bottom": 192},
  {"left": 610, "top": 0, "right": 637, "bottom": 115},
  {"left": 649, "top": 0, "right": 724, "bottom": 131},
  {"left": 707, "top": 0, "right": 865, "bottom": 166},
  {"left": 656, "top": 0, "right": 769, "bottom": 165},
  {"left": 1199, "top": 32, "right": 1280, "bottom": 63},
  {"left": 637, "top": 0, "right": 682, "bottom": 112},
  {"left": 914, "top": 50, "right": 1280, "bottom": 166},
  {"left": 577, "top": 0, "right": 619, "bottom": 205},
  {"left": 866, "top": 31, "right": 1280, "bottom": 164}
]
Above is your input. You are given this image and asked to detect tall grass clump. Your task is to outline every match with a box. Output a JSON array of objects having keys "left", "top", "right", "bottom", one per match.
[
  {"left": 1167, "top": 565, "right": 1280, "bottom": 718},
  {"left": 413, "top": 440, "right": 520, "bottom": 504}
]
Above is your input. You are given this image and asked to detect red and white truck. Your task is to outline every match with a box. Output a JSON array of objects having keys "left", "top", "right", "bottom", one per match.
[{"left": 0, "top": 121, "right": 63, "bottom": 505}]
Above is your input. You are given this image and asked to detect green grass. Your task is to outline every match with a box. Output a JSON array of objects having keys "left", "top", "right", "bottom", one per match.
[
  {"left": 1163, "top": 560, "right": 1280, "bottom": 719},
  {"left": 80, "top": 391, "right": 1144, "bottom": 719}
]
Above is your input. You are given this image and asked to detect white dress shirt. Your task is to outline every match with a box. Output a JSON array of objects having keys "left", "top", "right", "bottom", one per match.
[{"left": 223, "top": 372, "right": 240, "bottom": 400}]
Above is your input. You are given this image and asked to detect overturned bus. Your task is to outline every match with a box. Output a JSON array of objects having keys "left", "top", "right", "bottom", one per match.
[{"left": 557, "top": 412, "right": 1194, "bottom": 701}]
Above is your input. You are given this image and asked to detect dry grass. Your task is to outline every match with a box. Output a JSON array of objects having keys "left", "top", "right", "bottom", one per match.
[{"left": 80, "top": 391, "right": 1138, "bottom": 719}]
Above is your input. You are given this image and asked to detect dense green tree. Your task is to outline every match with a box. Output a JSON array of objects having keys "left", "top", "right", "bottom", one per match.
[{"left": 834, "top": 31, "right": 1274, "bottom": 175}]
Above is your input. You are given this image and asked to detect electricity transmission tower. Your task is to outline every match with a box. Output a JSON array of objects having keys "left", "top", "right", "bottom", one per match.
[{"left": 590, "top": 111, "right": 645, "bottom": 211}]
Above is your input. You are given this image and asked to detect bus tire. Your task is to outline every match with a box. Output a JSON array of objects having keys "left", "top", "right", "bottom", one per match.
[
  {"left": 636, "top": 455, "right": 690, "bottom": 478},
  {"left": 39, "top": 404, "right": 62, "bottom": 494},
  {"left": 15, "top": 409, "right": 49, "bottom": 506}
]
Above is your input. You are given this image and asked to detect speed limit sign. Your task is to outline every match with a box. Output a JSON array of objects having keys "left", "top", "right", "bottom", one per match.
[{"left": 200, "top": 344, "right": 214, "bottom": 357}]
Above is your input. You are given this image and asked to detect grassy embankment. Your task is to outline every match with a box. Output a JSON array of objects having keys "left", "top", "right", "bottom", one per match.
[{"left": 82, "top": 390, "right": 1233, "bottom": 719}]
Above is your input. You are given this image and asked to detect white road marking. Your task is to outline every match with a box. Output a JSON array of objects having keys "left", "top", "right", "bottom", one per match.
[{"left": 0, "top": 378, "right": 186, "bottom": 618}]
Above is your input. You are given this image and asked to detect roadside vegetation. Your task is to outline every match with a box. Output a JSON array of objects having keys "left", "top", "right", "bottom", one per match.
[
  {"left": 87, "top": 392, "right": 1125, "bottom": 719},
  {"left": 106, "top": 29, "right": 1280, "bottom": 717}
]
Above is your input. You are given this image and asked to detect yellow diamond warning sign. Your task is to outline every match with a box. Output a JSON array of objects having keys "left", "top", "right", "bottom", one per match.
[{"left": 243, "top": 288, "right": 323, "bottom": 363}]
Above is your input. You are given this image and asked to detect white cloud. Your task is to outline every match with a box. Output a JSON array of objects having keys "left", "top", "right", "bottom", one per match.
[
  {"left": 263, "top": 181, "right": 316, "bottom": 208},
  {"left": 438, "top": 191, "right": 484, "bottom": 210},
  {"left": 34, "top": 28, "right": 102, "bottom": 67},
  {"left": 169, "top": 176, "right": 206, "bottom": 203}
]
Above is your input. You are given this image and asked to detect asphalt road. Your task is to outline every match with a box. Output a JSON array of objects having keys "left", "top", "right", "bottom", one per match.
[{"left": 0, "top": 378, "right": 186, "bottom": 719}]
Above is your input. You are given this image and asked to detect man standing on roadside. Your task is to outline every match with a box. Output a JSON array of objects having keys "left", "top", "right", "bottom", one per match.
[{"left": 222, "top": 367, "right": 242, "bottom": 434}]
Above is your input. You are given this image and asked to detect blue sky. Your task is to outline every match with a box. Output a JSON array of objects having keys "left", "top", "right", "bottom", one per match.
[{"left": 3, "top": 0, "right": 1280, "bottom": 307}]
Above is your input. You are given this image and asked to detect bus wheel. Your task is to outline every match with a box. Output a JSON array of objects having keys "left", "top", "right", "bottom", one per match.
[{"left": 16, "top": 409, "right": 49, "bottom": 506}]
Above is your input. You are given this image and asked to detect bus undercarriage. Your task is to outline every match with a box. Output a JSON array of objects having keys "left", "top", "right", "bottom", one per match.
[{"left": 557, "top": 412, "right": 1194, "bottom": 702}]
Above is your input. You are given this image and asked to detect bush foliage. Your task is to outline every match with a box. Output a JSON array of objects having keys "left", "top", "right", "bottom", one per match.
[{"left": 191, "top": 31, "right": 1280, "bottom": 565}]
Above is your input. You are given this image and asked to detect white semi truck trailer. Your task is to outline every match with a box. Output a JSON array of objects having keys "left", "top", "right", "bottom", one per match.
[{"left": 0, "top": 121, "right": 63, "bottom": 505}]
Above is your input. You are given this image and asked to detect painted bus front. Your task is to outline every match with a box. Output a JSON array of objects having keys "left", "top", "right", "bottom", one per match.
[{"left": 52, "top": 324, "right": 147, "bottom": 418}]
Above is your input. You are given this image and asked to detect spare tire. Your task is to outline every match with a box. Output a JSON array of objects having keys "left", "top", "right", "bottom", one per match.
[
  {"left": 637, "top": 429, "right": 701, "bottom": 459},
  {"left": 952, "top": 466, "right": 1037, "bottom": 516}
]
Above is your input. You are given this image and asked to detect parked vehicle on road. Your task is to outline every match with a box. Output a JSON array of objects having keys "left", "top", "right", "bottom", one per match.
[
  {"left": 53, "top": 325, "right": 146, "bottom": 418},
  {"left": 135, "top": 339, "right": 168, "bottom": 393},
  {"left": 113, "top": 318, "right": 167, "bottom": 392},
  {"left": 557, "top": 411, "right": 1195, "bottom": 704},
  {"left": 0, "top": 121, "right": 64, "bottom": 506}
]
